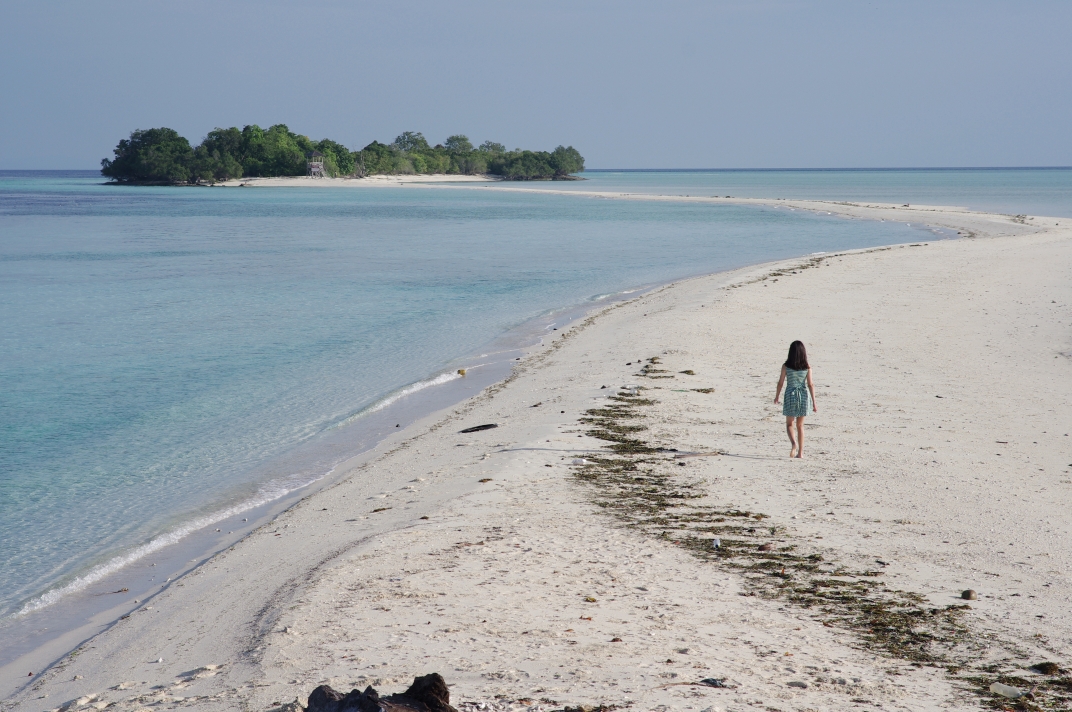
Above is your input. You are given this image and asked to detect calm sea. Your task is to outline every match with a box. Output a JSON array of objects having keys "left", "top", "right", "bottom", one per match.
[{"left": 0, "top": 168, "right": 1067, "bottom": 662}]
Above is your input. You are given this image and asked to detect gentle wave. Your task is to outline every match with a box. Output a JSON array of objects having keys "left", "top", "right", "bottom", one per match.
[
  {"left": 12, "top": 472, "right": 320, "bottom": 618},
  {"left": 333, "top": 371, "right": 463, "bottom": 430},
  {"left": 13, "top": 368, "right": 476, "bottom": 618}
]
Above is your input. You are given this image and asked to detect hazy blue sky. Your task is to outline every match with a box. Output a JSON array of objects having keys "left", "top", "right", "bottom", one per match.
[{"left": 2, "top": 1, "right": 1070, "bottom": 169}]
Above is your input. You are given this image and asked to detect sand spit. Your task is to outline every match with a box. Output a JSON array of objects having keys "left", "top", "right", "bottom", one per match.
[{"left": 3, "top": 208, "right": 1070, "bottom": 712}]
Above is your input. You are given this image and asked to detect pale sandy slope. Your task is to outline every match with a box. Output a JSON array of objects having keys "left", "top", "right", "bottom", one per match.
[{"left": 4, "top": 207, "right": 1070, "bottom": 712}]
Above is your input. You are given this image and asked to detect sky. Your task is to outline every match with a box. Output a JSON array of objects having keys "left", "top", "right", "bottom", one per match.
[{"left": 1, "top": 0, "right": 1070, "bottom": 169}]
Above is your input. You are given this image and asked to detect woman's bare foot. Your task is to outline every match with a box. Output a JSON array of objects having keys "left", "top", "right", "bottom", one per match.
[
  {"left": 795, "top": 452, "right": 804, "bottom": 459},
  {"left": 789, "top": 444, "right": 798, "bottom": 458}
]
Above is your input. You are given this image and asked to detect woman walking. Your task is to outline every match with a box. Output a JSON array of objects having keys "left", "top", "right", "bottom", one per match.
[{"left": 774, "top": 340, "right": 817, "bottom": 458}]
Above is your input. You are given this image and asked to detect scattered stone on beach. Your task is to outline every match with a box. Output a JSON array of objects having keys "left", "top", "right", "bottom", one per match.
[
  {"left": 307, "top": 673, "right": 456, "bottom": 712},
  {"left": 787, "top": 681, "right": 808, "bottom": 689},
  {"left": 961, "top": 589, "right": 977, "bottom": 600},
  {"left": 759, "top": 543, "right": 773, "bottom": 551}
]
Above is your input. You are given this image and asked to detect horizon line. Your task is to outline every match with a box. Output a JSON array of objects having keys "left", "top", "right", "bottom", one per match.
[
  {"left": 585, "top": 166, "right": 1072, "bottom": 172},
  {"left": 2, "top": 165, "right": 1072, "bottom": 173}
]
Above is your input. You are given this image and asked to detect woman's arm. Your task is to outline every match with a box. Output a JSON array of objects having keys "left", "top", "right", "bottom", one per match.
[
  {"left": 806, "top": 368, "right": 817, "bottom": 412},
  {"left": 774, "top": 365, "right": 786, "bottom": 403}
]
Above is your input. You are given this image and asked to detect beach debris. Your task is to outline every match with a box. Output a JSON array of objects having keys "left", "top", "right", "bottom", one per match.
[
  {"left": 698, "top": 678, "right": 733, "bottom": 688},
  {"left": 307, "top": 673, "right": 456, "bottom": 712},
  {"left": 571, "top": 458, "right": 587, "bottom": 465},
  {"left": 459, "top": 424, "right": 498, "bottom": 433},
  {"left": 679, "top": 370, "right": 695, "bottom": 375},
  {"left": 758, "top": 543, "right": 773, "bottom": 552},
  {"left": 584, "top": 596, "right": 597, "bottom": 602},
  {"left": 478, "top": 478, "right": 492, "bottom": 483},
  {"left": 787, "top": 681, "right": 808, "bottom": 689},
  {"left": 1030, "top": 662, "right": 1060, "bottom": 675},
  {"left": 988, "top": 682, "right": 1026, "bottom": 699},
  {"left": 961, "top": 589, "right": 977, "bottom": 600},
  {"left": 711, "top": 538, "right": 721, "bottom": 549},
  {"left": 610, "top": 637, "right": 623, "bottom": 642},
  {"left": 371, "top": 507, "right": 391, "bottom": 513},
  {"left": 530, "top": 402, "right": 542, "bottom": 407},
  {"left": 457, "top": 369, "right": 466, "bottom": 376}
]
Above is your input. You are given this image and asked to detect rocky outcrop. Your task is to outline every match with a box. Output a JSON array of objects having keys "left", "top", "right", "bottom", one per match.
[{"left": 307, "top": 673, "right": 456, "bottom": 712}]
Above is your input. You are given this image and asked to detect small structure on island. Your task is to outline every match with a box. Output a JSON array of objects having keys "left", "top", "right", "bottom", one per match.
[{"left": 306, "top": 151, "right": 325, "bottom": 178}]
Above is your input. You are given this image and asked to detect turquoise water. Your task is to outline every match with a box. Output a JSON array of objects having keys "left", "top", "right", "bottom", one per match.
[
  {"left": 555, "top": 168, "right": 1072, "bottom": 218},
  {"left": 0, "top": 168, "right": 1052, "bottom": 631}
]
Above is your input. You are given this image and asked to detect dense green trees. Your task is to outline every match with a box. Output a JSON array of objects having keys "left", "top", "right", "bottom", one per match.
[
  {"left": 354, "top": 132, "right": 584, "bottom": 180},
  {"left": 101, "top": 127, "right": 583, "bottom": 183},
  {"left": 100, "top": 128, "right": 195, "bottom": 183},
  {"left": 488, "top": 145, "right": 585, "bottom": 180}
]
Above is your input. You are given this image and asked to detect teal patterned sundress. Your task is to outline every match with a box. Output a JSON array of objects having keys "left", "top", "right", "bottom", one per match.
[{"left": 782, "top": 368, "right": 810, "bottom": 417}]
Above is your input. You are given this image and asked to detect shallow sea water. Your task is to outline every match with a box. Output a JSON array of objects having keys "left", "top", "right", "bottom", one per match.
[{"left": 2, "top": 168, "right": 1059, "bottom": 628}]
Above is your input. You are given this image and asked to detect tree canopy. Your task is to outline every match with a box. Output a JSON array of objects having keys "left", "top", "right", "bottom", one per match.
[{"left": 101, "top": 127, "right": 584, "bottom": 183}]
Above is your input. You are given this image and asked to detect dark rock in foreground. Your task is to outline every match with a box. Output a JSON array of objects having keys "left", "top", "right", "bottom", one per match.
[{"left": 307, "top": 673, "right": 456, "bottom": 712}]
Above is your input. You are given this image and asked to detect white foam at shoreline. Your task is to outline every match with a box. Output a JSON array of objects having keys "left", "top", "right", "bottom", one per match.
[
  {"left": 11, "top": 473, "right": 320, "bottom": 618},
  {"left": 334, "top": 371, "right": 463, "bottom": 430},
  {"left": 13, "top": 368, "right": 485, "bottom": 618}
]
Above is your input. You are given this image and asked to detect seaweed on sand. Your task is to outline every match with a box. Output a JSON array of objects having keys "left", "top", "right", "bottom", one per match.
[{"left": 569, "top": 384, "right": 1072, "bottom": 711}]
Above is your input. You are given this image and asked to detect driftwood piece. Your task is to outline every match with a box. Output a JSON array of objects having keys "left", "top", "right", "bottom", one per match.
[{"left": 307, "top": 673, "right": 456, "bottom": 712}]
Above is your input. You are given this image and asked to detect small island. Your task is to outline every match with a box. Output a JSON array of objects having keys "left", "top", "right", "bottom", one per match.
[{"left": 100, "top": 126, "right": 584, "bottom": 184}]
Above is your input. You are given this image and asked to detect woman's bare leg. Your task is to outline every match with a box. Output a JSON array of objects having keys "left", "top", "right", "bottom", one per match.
[
  {"left": 785, "top": 416, "right": 797, "bottom": 457},
  {"left": 795, "top": 417, "right": 805, "bottom": 458}
]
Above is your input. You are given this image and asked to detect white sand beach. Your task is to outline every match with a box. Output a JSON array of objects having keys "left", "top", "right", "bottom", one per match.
[
  {"left": 213, "top": 174, "right": 500, "bottom": 187},
  {"left": 4, "top": 202, "right": 1070, "bottom": 712}
]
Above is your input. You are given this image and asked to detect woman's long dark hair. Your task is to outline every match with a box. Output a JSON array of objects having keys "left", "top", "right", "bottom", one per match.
[{"left": 785, "top": 340, "right": 809, "bottom": 371}]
